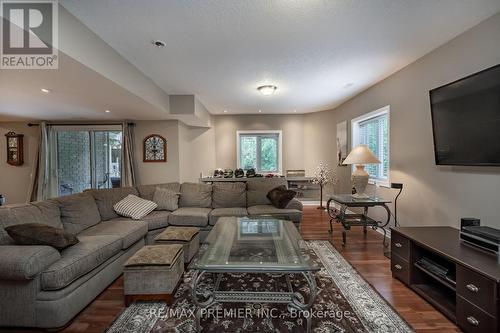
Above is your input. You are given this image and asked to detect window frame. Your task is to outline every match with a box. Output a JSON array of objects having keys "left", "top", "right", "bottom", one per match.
[
  {"left": 351, "top": 106, "right": 390, "bottom": 187},
  {"left": 236, "top": 130, "right": 283, "bottom": 174}
]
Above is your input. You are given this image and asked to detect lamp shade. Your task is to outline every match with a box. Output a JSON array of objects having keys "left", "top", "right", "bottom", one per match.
[{"left": 343, "top": 144, "right": 381, "bottom": 165}]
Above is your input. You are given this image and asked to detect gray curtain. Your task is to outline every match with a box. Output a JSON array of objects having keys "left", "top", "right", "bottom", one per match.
[
  {"left": 29, "top": 122, "right": 58, "bottom": 201},
  {"left": 121, "top": 122, "right": 136, "bottom": 187}
]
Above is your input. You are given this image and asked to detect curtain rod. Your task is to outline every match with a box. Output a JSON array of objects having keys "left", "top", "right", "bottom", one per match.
[{"left": 27, "top": 122, "right": 135, "bottom": 127}]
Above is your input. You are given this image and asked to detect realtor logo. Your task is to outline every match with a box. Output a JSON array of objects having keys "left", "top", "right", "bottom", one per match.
[{"left": 1, "top": 0, "right": 58, "bottom": 69}]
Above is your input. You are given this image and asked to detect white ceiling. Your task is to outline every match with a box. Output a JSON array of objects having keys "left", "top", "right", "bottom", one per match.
[
  {"left": 0, "top": 53, "right": 164, "bottom": 122},
  {"left": 60, "top": 0, "right": 500, "bottom": 115}
]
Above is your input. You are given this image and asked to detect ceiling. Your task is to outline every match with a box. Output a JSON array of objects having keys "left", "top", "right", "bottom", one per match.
[
  {"left": 0, "top": 53, "right": 163, "bottom": 122},
  {"left": 60, "top": 0, "right": 500, "bottom": 115}
]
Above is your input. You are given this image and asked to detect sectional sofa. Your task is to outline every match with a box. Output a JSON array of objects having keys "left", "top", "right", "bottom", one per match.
[{"left": 0, "top": 178, "right": 302, "bottom": 328}]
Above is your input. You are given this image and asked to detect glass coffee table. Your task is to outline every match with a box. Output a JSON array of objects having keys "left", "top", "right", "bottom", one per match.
[{"left": 189, "top": 216, "right": 319, "bottom": 332}]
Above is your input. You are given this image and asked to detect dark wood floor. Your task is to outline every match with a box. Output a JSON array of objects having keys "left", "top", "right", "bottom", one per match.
[{"left": 3, "top": 206, "right": 460, "bottom": 333}]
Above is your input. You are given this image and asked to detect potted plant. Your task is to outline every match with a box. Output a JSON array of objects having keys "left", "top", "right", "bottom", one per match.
[{"left": 312, "top": 162, "right": 337, "bottom": 209}]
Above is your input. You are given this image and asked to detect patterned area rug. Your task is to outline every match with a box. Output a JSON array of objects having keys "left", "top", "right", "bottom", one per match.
[{"left": 107, "top": 241, "right": 413, "bottom": 333}]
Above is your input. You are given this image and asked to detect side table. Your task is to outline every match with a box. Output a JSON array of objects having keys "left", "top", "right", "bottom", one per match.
[{"left": 326, "top": 194, "right": 391, "bottom": 246}]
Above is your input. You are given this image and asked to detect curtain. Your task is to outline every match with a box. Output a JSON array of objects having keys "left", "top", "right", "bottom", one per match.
[
  {"left": 121, "top": 122, "right": 136, "bottom": 187},
  {"left": 28, "top": 122, "right": 58, "bottom": 201}
]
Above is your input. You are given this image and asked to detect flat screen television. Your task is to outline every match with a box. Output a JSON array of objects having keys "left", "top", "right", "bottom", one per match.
[{"left": 430, "top": 64, "right": 500, "bottom": 166}]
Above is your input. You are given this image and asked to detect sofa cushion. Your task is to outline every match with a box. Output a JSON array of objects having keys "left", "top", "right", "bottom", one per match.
[
  {"left": 153, "top": 187, "right": 179, "bottom": 211},
  {"left": 0, "top": 201, "right": 62, "bottom": 245},
  {"left": 136, "top": 182, "right": 181, "bottom": 201},
  {"left": 209, "top": 207, "right": 248, "bottom": 226},
  {"left": 55, "top": 193, "right": 101, "bottom": 234},
  {"left": 114, "top": 194, "right": 157, "bottom": 220},
  {"left": 41, "top": 235, "right": 122, "bottom": 290},
  {"left": 247, "top": 205, "right": 302, "bottom": 223},
  {"left": 179, "top": 183, "right": 212, "bottom": 208},
  {"left": 140, "top": 211, "right": 171, "bottom": 230},
  {"left": 212, "top": 182, "right": 246, "bottom": 208},
  {"left": 5, "top": 223, "right": 79, "bottom": 251},
  {"left": 77, "top": 220, "right": 147, "bottom": 249},
  {"left": 246, "top": 178, "right": 288, "bottom": 207},
  {"left": 169, "top": 207, "right": 212, "bottom": 227},
  {"left": 86, "top": 187, "right": 139, "bottom": 220},
  {"left": 0, "top": 245, "right": 61, "bottom": 280},
  {"left": 267, "top": 185, "right": 297, "bottom": 209}
]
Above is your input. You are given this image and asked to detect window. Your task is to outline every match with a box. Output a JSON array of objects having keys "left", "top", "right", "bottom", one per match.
[
  {"left": 237, "top": 130, "right": 282, "bottom": 174},
  {"left": 351, "top": 106, "right": 390, "bottom": 183},
  {"left": 54, "top": 126, "right": 122, "bottom": 196}
]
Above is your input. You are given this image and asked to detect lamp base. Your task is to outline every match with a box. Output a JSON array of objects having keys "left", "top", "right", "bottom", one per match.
[
  {"left": 352, "top": 165, "right": 369, "bottom": 199},
  {"left": 352, "top": 192, "right": 370, "bottom": 199}
]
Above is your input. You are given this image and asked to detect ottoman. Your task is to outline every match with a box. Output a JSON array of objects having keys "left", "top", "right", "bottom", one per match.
[
  {"left": 123, "top": 244, "right": 184, "bottom": 306},
  {"left": 154, "top": 226, "right": 200, "bottom": 264}
]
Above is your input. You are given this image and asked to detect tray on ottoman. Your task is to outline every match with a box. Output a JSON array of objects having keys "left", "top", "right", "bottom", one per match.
[
  {"left": 155, "top": 226, "right": 200, "bottom": 263},
  {"left": 124, "top": 244, "right": 184, "bottom": 306}
]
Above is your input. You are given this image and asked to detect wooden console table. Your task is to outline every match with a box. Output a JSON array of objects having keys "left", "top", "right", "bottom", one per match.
[{"left": 391, "top": 227, "right": 500, "bottom": 333}]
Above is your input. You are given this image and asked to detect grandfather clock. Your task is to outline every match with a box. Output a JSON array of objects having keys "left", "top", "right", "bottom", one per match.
[{"left": 5, "top": 131, "right": 24, "bottom": 166}]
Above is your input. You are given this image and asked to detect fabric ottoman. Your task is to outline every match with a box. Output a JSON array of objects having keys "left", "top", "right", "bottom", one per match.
[
  {"left": 154, "top": 226, "right": 200, "bottom": 264},
  {"left": 123, "top": 244, "right": 184, "bottom": 306}
]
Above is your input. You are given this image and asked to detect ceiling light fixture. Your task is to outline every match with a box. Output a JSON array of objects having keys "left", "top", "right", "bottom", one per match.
[
  {"left": 257, "top": 85, "right": 277, "bottom": 96},
  {"left": 152, "top": 40, "right": 166, "bottom": 48},
  {"left": 41, "top": 88, "right": 50, "bottom": 93},
  {"left": 258, "top": 110, "right": 262, "bottom": 113},
  {"left": 223, "top": 110, "right": 228, "bottom": 113},
  {"left": 105, "top": 110, "right": 111, "bottom": 113},
  {"left": 294, "top": 109, "right": 297, "bottom": 113}
]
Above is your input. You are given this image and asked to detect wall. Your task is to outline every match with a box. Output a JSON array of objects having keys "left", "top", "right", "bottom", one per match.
[
  {"left": 134, "top": 120, "right": 180, "bottom": 185},
  {"left": 303, "top": 12, "right": 500, "bottom": 229},
  {"left": 178, "top": 122, "right": 216, "bottom": 182},
  {"left": 0, "top": 123, "right": 39, "bottom": 204},
  {"left": 214, "top": 115, "right": 305, "bottom": 172}
]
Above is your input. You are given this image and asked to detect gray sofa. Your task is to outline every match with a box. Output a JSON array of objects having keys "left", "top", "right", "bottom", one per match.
[{"left": 0, "top": 178, "right": 302, "bottom": 329}]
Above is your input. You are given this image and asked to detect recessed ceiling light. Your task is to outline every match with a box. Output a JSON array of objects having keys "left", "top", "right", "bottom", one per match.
[
  {"left": 258, "top": 110, "right": 262, "bottom": 113},
  {"left": 105, "top": 110, "right": 111, "bottom": 113},
  {"left": 257, "top": 85, "right": 277, "bottom": 96},
  {"left": 41, "top": 88, "right": 50, "bottom": 93},
  {"left": 223, "top": 110, "right": 228, "bottom": 113},
  {"left": 152, "top": 40, "right": 166, "bottom": 48}
]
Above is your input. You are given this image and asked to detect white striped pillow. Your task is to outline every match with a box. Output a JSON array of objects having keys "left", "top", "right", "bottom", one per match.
[{"left": 113, "top": 194, "right": 157, "bottom": 220}]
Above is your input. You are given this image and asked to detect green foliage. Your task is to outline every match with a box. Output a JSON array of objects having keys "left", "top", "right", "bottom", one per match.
[
  {"left": 239, "top": 135, "right": 278, "bottom": 172},
  {"left": 260, "top": 137, "right": 277, "bottom": 172}
]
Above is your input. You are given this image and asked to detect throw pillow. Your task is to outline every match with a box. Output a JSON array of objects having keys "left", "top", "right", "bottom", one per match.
[
  {"left": 5, "top": 223, "right": 79, "bottom": 251},
  {"left": 266, "top": 185, "right": 297, "bottom": 209},
  {"left": 114, "top": 194, "right": 157, "bottom": 220},
  {"left": 152, "top": 187, "right": 180, "bottom": 211}
]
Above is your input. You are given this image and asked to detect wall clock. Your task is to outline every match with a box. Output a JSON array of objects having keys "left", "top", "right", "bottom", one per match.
[
  {"left": 143, "top": 134, "right": 167, "bottom": 162},
  {"left": 5, "top": 131, "right": 24, "bottom": 166}
]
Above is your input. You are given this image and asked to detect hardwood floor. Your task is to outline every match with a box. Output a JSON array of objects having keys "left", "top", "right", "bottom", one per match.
[{"left": 2, "top": 206, "right": 460, "bottom": 333}]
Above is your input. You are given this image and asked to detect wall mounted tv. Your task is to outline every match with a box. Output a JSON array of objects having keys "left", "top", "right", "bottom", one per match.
[{"left": 430, "top": 64, "right": 500, "bottom": 166}]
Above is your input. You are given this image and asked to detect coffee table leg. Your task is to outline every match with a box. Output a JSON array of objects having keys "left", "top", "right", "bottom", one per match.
[
  {"left": 191, "top": 270, "right": 214, "bottom": 332},
  {"left": 289, "top": 271, "right": 317, "bottom": 333}
]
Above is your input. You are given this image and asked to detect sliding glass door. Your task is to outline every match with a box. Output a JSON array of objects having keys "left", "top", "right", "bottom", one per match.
[{"left": 55, "top": 126, "right": 122, "bottom": 196}]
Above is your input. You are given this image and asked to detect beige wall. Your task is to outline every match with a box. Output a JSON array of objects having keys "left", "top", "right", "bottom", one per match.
[
  {"left": 213, "top": 13, "right": 500, "bottom": 229},
  {"left": 303, "top": 12, "right": 500, "bottom": 229},
  {"left": 178, "top": 122, "right": 216, "bottom": 182},
  {"left": 134, "top": 120, "right": 180, "bottom": 185},
  {"left": 214, "top": 115, "right": 305, "bottom": 172},
  {"left": 0, "top": 123, "right": 39, "bottom": 204}
]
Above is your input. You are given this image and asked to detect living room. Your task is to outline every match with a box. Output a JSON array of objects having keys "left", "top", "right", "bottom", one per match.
[{"left": 1, "top": 1, "right": 500, "bottom": 332}]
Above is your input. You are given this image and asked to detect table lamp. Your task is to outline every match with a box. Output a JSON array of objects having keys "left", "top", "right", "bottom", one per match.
[{"left": 343, "top": 144, "right": 381, "bottom": 198}]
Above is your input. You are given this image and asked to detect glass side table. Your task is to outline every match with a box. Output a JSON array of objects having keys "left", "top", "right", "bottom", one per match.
[{"left": 326, "top": 194, "right": 391, "bottom": 247}]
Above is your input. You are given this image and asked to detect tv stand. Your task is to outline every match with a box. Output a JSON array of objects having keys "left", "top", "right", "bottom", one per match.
[{"left": 391, "top": 227, "right": 499, "bottom": 332}]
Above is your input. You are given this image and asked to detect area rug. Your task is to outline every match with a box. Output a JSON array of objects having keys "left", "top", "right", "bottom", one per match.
[{"left": 107, "top": 241, "right": 413, "bottom": 333}]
